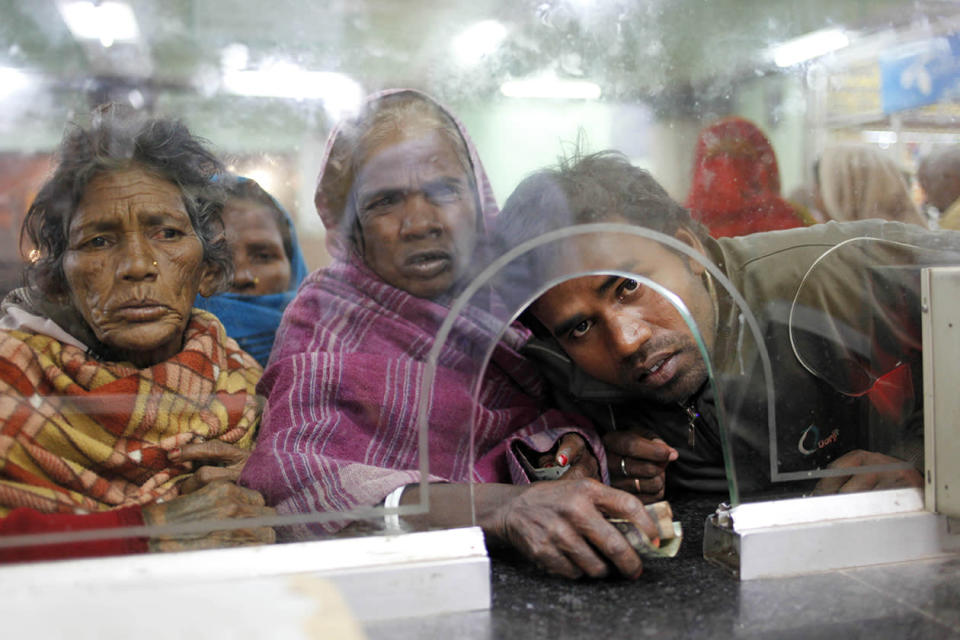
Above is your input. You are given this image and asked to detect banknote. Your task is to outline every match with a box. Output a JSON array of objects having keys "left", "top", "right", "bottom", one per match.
[{"left": 608, "top": 501, "right": 683, "bottom": 558}]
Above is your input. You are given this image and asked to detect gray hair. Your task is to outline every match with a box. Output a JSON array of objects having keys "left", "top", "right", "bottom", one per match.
[{"left": 22, "top": 104, "right": 232, "bottom": 297}]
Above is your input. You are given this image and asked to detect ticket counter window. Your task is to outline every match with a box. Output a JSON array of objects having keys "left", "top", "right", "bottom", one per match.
[{"left": 1, "top": 0, "right": 960, "bottom": 608}]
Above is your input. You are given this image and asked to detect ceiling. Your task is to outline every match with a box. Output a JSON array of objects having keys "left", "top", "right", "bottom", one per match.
[
  {"left": 5, "top": 1, "right": 954, "bottom": 91},
  {"left": 1, "top": 0, "right": 960, "bottom": 151},
  {"left": 2, "top": 0, "right": 960, "bottom": 276}
]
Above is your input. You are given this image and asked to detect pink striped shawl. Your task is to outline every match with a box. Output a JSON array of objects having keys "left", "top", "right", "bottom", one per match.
[{"left": 239, "top": 257, "right": 606, "bottom": 532}]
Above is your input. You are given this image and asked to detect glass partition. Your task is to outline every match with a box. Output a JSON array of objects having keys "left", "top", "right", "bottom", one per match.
[
  {"left": 442, "top": 223, "right": 960, "bottom": 508},
  {"left": 783, "top": 236, "right": 960, "bottom": 474},
  {"left": 2, "top": 0, "right": 960, "bottom": 569},
  {"left": 429, "top": 224, "right": 773, "bottom": 509},
  {"left": 716, "top": 229, "right": 960, "bottom": 502}
]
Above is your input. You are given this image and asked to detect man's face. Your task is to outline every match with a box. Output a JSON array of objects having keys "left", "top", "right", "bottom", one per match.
[
  {"left": 222, "top": 198, "right": 292, "bottom": 296},
  {"left": 63, "top": 166, "right": 215, "bottom": 367},
  {"left": 354, "top": 129, "right": 479, "bottom": 300},
  {"left": 531, "top": 229, "right": 716, "bottom": 405}
]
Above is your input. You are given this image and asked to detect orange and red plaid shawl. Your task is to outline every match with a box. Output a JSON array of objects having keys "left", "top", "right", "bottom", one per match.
[{"left": 0, "top": 309, "right": 262, "bottom": 516}]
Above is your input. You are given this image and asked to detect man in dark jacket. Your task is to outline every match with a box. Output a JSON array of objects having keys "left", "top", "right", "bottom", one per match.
[{"left": 495, "top": 151, "right": 960, "bottom": 503}]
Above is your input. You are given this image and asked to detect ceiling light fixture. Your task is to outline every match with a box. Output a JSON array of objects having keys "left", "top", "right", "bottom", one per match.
[
  {"left": 452, "top": 20, "right": 507, "bottom": 67},
  {"left": 220, "top": 43, "right": 250, "bottom": 73},
  {"left": 500, "top": 72, "right": 601, "bottom": 100},
  {"left": 771, "top": 28, "right": 849, "bottom": 68},
  {"left": 0, "top": 67, "right": 31, "bottom": 99},
  {"left": 59, "top": 1, "right": 140, "bottom": 48},
  {"left": 243, "top": 168, "right": 280, "bottom": 196},
  {"left": 222, "top": 63, "right": 363, "bottom": 118}
]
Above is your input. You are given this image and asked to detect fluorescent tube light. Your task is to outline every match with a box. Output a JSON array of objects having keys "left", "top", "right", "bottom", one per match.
[
  {"left": 221, "top": 44, "right": 249, "bottom": 73},
  {"left": 60, "top": 1, "right": 140, "bottom": 47},
  {"left": 500, "top": 76, "right": 601, "bottom": 100},
  {"left": 222, "top": 64, "right": 363, "bottom": 118},
  {"left": 453, "top": 20, "right": 507, "bottom": 67},
  {"left": 861, "top": 130, "right": 898, "bottom": 145},
  {"left": 0, "top": 67, "right": 31, "bottom": 99},
  {"left": 772, "top": 28, "right": 849, "bottom": 67}
]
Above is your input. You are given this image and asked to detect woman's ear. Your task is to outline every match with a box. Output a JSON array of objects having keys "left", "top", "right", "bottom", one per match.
[
  {"left": 197, "top": 263, "right": 223, "bottom": 298},
  {"left": 674, "top": 226, "right": 708, "bottom": 276}
]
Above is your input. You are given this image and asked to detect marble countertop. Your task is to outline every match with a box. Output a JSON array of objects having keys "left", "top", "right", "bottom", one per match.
[{"left": 368, "top": 493, "right": 960, "bottom": 639}]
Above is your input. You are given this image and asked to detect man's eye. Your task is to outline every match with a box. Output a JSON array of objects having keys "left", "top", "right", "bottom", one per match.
[
  {"left": 617, "top": 278, "right": 640, "bottom": 299},
  {"left": 569, "top": 320, "right": 592, "bottom": 340}
]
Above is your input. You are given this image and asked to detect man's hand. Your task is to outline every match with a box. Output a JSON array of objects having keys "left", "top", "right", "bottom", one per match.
[
  {"left": 142, "top": 480, "right": 276, "bottom": 552},
  {"left": 536, "top": 433, "right": 600, "bottom": 480},
  {"left": 169, "top": 441, "right": 251, "bottom": 495},
  {"left": 486, "top": 478, "right": 659, "bottom": 580},
  {"left": 813, "top": 449, "right": 923, "bottom": 495},
  {"left": 603, "top": 431, "right": 678, "bottom": 503}
]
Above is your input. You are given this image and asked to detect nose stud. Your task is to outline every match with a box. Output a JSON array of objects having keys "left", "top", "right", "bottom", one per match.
[
  {"left": 253, "top": 276, "right": 260, "bottom": 285},
  {"left": 152, "top": 260, "right": 158, "bottom": 267}
]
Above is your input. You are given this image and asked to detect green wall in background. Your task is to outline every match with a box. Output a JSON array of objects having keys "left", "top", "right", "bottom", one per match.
[
  {"left": 455, "top": 99, "right": 616, "bottom": 206},
  {"left": 733, "top": 74, "right": 809, "bottom": 196}
]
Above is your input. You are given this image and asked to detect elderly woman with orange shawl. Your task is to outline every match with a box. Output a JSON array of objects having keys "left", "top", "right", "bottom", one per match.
[
  {"left": 0, "top": 106, "right": 273, "bottom": 562},
  {"left": 686, "top": 116, "right": 810, "bottom": 237}
]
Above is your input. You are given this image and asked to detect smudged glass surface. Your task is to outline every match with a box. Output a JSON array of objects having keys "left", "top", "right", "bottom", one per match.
[{"left": 1, "top": 0, "right": 960, "bottom": 560}]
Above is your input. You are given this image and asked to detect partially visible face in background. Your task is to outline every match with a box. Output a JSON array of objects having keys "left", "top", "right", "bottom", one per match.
[{"left": 222, "top": 198, "right": 291, "bottom": 296}]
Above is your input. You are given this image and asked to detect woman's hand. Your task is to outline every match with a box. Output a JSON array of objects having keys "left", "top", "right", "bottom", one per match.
[
  {"left": 485, "top": 478, "right": 659, "bottom": 580},
  {"left": 536, "top": 433, "right": 600, "bottom": 480},
  {"left": 142, "top": 480, "right": 276, "bottom": 552},
  {"left": 169, "top": 441, "right": 251, "bottom": 495},
  {"left": 603, "top": 431, "right": 678, "bottom": 503}
]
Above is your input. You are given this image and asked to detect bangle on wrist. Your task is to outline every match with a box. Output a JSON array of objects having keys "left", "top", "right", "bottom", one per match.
[{"left": 383, "top": 484, "right": 406, "bottom": 533}]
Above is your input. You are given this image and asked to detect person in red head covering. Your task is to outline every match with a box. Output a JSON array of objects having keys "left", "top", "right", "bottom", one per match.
[{"left": 685, "top": 116, "right": 810, "bottom": 238}]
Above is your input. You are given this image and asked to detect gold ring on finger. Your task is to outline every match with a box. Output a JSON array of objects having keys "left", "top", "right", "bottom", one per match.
[{"left": 634, "top": 477, "right": 641, "bottom": 493}]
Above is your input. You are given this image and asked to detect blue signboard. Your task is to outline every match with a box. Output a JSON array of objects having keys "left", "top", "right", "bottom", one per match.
[{"left": 880, "top": 33, "right": 960, "bottom": 114}]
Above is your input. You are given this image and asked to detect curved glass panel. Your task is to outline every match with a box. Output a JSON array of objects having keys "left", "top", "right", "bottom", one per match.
[
  {"left": 434, "top": 223, "right": 960, "bottom": 509},
  {"left": 427, "top": 224, "right": 776, "bottom": 509},
  {"left": 780, "top": 235, "right": 960, "bottom": 481},
  {"left": 790, "top": 236, "right": 960, "bottom": 396},
  {"left": 717, "top": 226, "right": 960, "bottom": 500}
]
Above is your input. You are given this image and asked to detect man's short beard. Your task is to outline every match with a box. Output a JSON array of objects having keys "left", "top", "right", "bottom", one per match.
[
  {"left": 619, "top": 337, "right": 709, "bottom": 406},
  {"left": 640, "top": 358, "right": 708, "bottom": 405}
]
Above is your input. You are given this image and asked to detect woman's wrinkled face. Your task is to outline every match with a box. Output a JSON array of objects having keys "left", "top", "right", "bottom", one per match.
[
  {"left": 222, "top": 198, "right": 292, "bottom": 296},
  {"left": 63, "top": 166, "right": 216, "bottom": 367},
  {"left": 354, "top": 130, "right": 479, "bottom": 300}
]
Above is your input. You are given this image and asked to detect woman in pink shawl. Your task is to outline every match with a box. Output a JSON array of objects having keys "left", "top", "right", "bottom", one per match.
[{"left": 239, "top": 90, "right": 659, "bottom": 580}]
